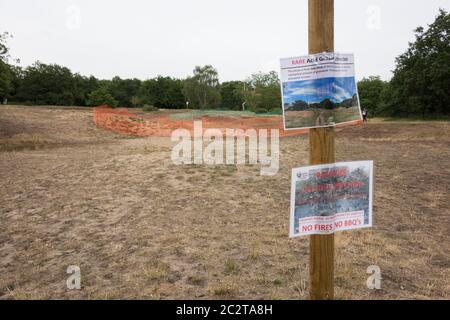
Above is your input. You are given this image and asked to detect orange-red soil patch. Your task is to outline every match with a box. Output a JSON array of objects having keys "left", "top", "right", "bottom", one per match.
[{"left": 93, "top": 106, "right": 362, "bottom": 137}]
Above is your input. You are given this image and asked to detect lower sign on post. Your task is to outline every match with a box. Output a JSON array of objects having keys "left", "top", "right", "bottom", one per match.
[{"left": 290, "top": 161, "right": 373, "bottom": 237}]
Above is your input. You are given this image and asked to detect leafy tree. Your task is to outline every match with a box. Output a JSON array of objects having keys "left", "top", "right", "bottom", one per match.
[
  {"left": 220, "top": 81, "right": 245, "bottom": 110},
  {"left": 139, "top": 76, "right": 185, "bottom": 108},
  {"left": 0, "top": 32, "right": 9, "bottom": 62},
  {"left": 4, "top": 64, "right": 22, "bottom": 100},
  {"left": 0, "top": 61, "right": 12, "bottom": 102},
  {"left": 15, "top": 61, "right": 77, "bottom": 105},
  {"left": 382, "top": 9, "right": 450, "bottom": 117},
  {"left": 357, "top": 76, "right": 388, "bottom": 116},
  {"left": 245, "top": 71, "right": 281, "bottom": 113},
  {"left": 87, "top": 86, "right": 118, "bottom": 107},
  {"left": 182, "top": 65, "right": 221, "bottom": 109},
  {"left": 73, "top": 74, "right": 99, "bottom": 106},
  {"left": 0, "top": 32, "right": 19, "bottom": 64},
  {"left": 320, "top": 98, "right": 334, "bottom": 110},
  {"left": 0, "top": 32, "right": 20, "bottom": 103},
  {"left": 107, "top": 76, "right": 141, "bottom": 107}
]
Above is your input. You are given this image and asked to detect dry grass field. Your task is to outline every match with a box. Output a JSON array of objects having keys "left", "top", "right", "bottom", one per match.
[{"left": 0, "top": 105, "right": 449, "bottom": 300}]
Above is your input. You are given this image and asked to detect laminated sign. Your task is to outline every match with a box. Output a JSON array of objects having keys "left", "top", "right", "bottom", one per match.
[
  {"left": 280, "top": 52, "right": 362, "bottom": 129},
  {"left": 290, "top": 161, "right": 373, "bottom": 237}
]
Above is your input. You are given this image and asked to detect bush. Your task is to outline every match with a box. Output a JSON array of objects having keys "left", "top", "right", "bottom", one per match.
[
  {"left": 142, "top": 104, "right": 158, "bottom": 112},
  {"left": 87, "top": 87, "right": 118, "bottom": 107}
]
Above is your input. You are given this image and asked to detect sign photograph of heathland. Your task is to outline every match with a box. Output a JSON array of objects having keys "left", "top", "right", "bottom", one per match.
[
  {"left": 290, "top": 161, "right": 373, "bottom": 237},
  {"left": 280, "top": 52, "right": 362, "bottom": 129}
]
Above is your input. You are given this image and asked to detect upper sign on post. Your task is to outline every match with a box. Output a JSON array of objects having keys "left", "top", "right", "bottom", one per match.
[{"left": 280, "top": 52, "right": 362, "bottom": 130}]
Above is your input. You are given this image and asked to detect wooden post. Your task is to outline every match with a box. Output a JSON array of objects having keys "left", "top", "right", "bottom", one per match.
[{"left": 308, "top": 0, "right": 335, "bottom": 300}]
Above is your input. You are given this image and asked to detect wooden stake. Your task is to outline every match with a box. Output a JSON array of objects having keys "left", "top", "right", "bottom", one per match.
[{"left": 308, "top": 0, "right": 335, "bottom": 300}]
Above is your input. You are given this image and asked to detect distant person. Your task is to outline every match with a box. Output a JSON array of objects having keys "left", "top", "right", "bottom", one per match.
[{"left": 362, "top": 108, "right": 368, "bottom": 122}]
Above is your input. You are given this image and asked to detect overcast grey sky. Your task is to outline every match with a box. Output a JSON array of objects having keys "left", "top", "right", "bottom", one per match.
[{"left": 1, "top": 0, "right": 448, "bottom": 82}]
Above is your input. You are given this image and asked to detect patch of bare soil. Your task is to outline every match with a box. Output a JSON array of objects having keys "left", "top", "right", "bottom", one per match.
[{"left": 0, "top": 105, "right": 449, "bottom": 299}]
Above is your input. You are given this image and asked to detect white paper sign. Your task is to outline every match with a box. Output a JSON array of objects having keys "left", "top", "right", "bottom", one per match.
[{"left": 280, "top": 52, "right": 362, "bottom": 130}]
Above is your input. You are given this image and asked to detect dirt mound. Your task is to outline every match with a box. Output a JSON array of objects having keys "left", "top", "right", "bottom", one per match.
[{"left": 93, "top": 106, "right": 311, "bottom": 137}]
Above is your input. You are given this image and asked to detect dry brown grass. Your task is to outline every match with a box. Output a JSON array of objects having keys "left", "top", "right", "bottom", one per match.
[
  {"left": 0, "top": 105, "right": 449, "bottom": 300},
  {"left": 0, "top": 133, "right": 50, "bottom": 152}
]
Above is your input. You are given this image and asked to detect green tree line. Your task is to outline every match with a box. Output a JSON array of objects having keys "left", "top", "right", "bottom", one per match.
[
  {"left": 0, "top": 58, "right": 281, "bottom": 113},
  {"left": 1, "top": 9, "right": 449, "bottom": 117},
  {"left": 0, "top": 34, "right": 281, "bottom": 113}
]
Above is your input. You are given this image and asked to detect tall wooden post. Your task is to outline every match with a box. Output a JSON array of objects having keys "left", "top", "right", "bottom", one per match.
[{"left": 308, "top": 0, "right": 335, "bottom": 300}]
